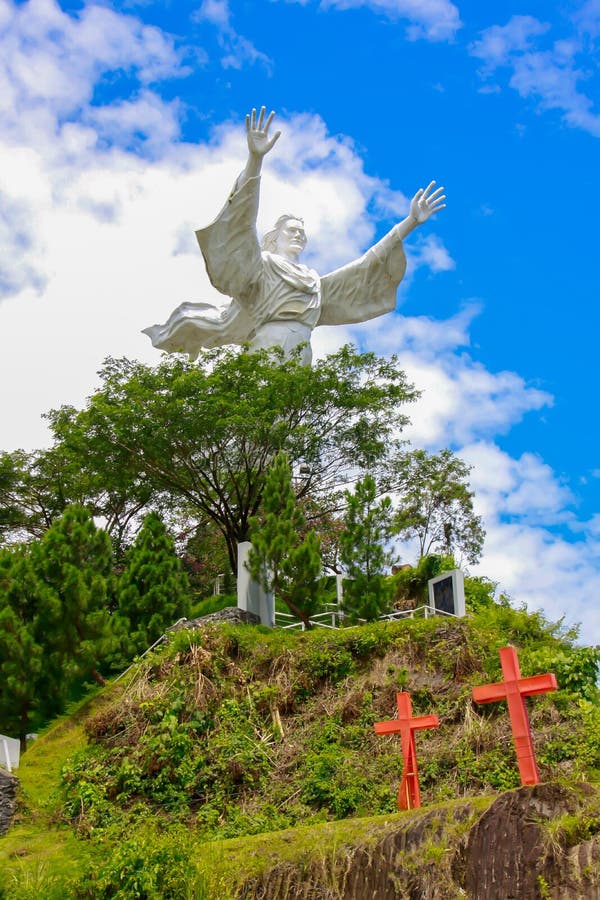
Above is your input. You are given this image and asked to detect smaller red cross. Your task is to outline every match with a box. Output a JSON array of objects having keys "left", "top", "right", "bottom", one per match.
[
  {"left": 472, "top": 646, "right": 558, "bottom": 785},
  {"left": 374, "top": 692, "right": 439, "bottom": 810}
]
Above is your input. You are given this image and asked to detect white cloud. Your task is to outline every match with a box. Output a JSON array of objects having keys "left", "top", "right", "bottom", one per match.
[
  {"left": 0, "top": 187, "right": 47, "bottom": 297},
  {"left": 575, "top": 0, "right": 600, "bottom": 37},
  {"left": 407, "top": 234, "right": 456, "bottom": 273},
  {"left": 194, "top": 0, "right": 271, "bottom": 70},
  {"left": 470, "top": 14, "right": 600, "bottom": 138},
  {"left": 472, "top": 519, "right": 600, "bottom": 640},
  {"left": 85, "top": 91, "right": 184, "bottom": 155},
  {"left": 0, "top": 0, "right": 598, "bottom": 646},
  {"left": 0, "top": 0, "right": 187, "bottom": 125},
  {"left": 583, "top": 514, "right": 600, "bottom": 536},
  {"left": 196, "top": 0, "right": 230, "bottom": 29},
  {"left": 280, "top": 0, "right": 461, "bottom": 41},
  {"left": 461, "top": 442, "right": 573, "bottom": 526},
  {"left": 324, "top": 305, "right": 552, "bottom": 446},
  {"left": 470, "top": 15, "right": 550, "bottom": 69},
  {"left": 315, "top": 312, "right": 600, "bottom": 641}
]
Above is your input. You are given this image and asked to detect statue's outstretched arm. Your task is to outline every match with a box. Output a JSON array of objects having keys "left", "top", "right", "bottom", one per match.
[
  {"left": 358, "top": 179, "right": 446, "bottom": 268},
  {"left": 394, "top": 181, "right": 446, "bottom": 240},
  {"left": 319, "top": 182, "right": 446, "bottom": 326},
  {"left": 238, "top": 106, "right": 281, "bottom": 188},
  {"left": 194, "top": 106, "right": 280, "bottom": 301}
]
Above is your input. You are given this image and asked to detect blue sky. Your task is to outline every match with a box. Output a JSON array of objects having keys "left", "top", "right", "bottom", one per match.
[{"left": 0, "top": 0, "right": 599, "bottom": 641}]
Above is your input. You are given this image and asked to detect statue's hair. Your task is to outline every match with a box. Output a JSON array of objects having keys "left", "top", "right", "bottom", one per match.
[{"left": 261, "top": 215, "right": 305, "bottom": 253}]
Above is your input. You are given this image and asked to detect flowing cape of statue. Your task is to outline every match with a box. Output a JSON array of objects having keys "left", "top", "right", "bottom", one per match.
[{"left": 143, "top": 174, "right": 408, "bottom": 359}]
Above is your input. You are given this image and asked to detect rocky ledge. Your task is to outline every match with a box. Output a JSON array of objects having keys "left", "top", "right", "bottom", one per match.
[
  {"left": 168, "top": 606, "right": 260, "bottom": 631},
  {"left": 0, "top": 768, "right": 18, "bottom": 836},
  {"left": 241, "top": 782, "right": 600, "bottom": 899}
]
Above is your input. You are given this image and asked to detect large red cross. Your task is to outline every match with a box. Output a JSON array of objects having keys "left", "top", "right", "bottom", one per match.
[
  {"left": 472, "top": 645, "right": 558, "bottom": 785},
  {"left": 374, "top": 692, "right": 439, "bottom": 810}
]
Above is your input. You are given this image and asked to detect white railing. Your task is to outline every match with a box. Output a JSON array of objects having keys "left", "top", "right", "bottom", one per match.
[
  {"left": 379, "top": 604, "right": 459, "bottom": 621},
  {"left": 275, "top": 603, "right": 460, "bottom": 631},
  {"left": 275, "top": 603, "right": 342, "bottom": 630}
]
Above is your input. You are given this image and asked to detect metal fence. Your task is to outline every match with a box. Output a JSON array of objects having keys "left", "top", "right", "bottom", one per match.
[{"left": 274, "top": 603, "right": 460, "bottom": 631}]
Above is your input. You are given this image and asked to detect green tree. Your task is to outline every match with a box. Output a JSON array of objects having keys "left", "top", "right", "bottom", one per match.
[
  {"left": 45, "top": 346, "right": 417, "bottom": 573},
  {"left": 32, "top": 504, "right": 114, "bottom": 686},
  {"left": 0, "top": 449, "right": 68, "bottom": 543},
  {"left": 340, "top": 474, "right": 393, "bottom": 621},
  {"left": 0, "top": 546, "right": 65, "bottom": 751},
  {"left": 116, "top": 512, "right": 191, "bottom": 655},
  {"left": 0, "top": 445, "right": 154, "bottom": 559},
  {"left": 248, "top": 452, "right": 324, "bottom": 627},
  {"left": 390, "top": 448, "right": 485, "bottom": 564}
]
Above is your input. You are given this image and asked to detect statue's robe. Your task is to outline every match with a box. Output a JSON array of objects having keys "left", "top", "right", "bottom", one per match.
[{"left": 143, "top": 174, "right": 408, "bottom": 359}]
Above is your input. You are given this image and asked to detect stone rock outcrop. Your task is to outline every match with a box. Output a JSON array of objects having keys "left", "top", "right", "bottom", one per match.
[
  {"left": 455, "top": 782, "right": 600, "bottom": 900},
  {"left": 167, "top": 606, "right": 260, "bottom": 631},
  {"left": 0, "top": 768, "right": 18, "bottom": 836},
  {"left": 241, "top": 783, "right": 600, "bottom": 899}
]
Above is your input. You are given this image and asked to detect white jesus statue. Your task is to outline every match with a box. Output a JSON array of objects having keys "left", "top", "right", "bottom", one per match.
[{"left": 143, "top": 106, "right": 446, "bottom": 364}]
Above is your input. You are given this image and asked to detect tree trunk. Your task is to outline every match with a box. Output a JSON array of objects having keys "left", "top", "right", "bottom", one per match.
[
  {"left": 89, "top": 668, "right": 106, "bottom": 687},
  {"left": 19, "top": 705, "right": 29, "bottom": 754},
  {"left": 283, "top": 596, "right": 313, "bottom": 630}
]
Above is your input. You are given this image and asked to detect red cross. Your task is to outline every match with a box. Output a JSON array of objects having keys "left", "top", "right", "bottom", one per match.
[
  {"left": 374, "top": 692, "right": 439, "bottom": 810},
  {"left": 472, "top": 646, "right": 558, "bottom": 785}
]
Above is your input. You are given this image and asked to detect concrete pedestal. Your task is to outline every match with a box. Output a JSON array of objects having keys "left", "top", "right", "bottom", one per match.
[{"left": 237, "top": 541, "right": 275, "bottom": 627}]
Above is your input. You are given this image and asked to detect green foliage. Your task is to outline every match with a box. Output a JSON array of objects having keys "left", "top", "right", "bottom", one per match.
[
  {"left": 116, "top": 512, "right": 191, "bottom": 656},
  {"left": 463, "top": 574, "right": 502, "bottom": 614},
  {"left": 391, "top": 553, "right": 455, "bottom": 610},
  {"left": 45, "top": 346, "right": 417, "bottom": 571},
  {"left": 190, "top": 593, "right": 238, "bottom": 619},
  {"left": 340, "top": 474, "right": 393, "bottom": 620},
  {"left": 2, "top": 595, "right": 600, "bottom": 899},
  {"left": 0, "top": 441, "right": 153, "bottom": 558},
  {"left": 181, "top": 519, "right": 233, "bottom": 598},
  {"left": 0, "top": 449, "right": 68, "bottom": 543},
  {"left": 390, "top": 448, "right": 485, "bottom": 564},
  {"left": 0, "top": 545, "right": 57, "bottom": 747},
  {"left": 0, "top": 505, "right": 117, "bottom": 745},
  {"left": 51, "top": 599, "right": 599, "bottom": 855},
  {"left": 73, "top": 823, "right": 203, "bottom": 899},
  {"left": 32, "top": 504, "right": 114, "bottom": 686},
  {"left": 522, "top": 645, "right": 599, "bottom": 702},
  {"left": 248, "top": 452, "right": 324, "bottom": 626}
]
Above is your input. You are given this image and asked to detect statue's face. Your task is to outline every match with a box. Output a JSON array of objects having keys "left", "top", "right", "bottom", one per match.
[{"left": 275, "top": 219, "right": 307, "bottom": 259}]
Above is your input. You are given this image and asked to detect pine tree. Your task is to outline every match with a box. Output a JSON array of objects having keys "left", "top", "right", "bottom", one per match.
[
  {"left": 248, "top": 452, "right": 324, "bottom": 627},
  {"left": 33, "top": 504, "right": 114, "bottom": 686},
  {"left": 340, "top": 475, "right": 393, "bottom": 621},
  {"left": 116, "top": 512, "right": 191, "bottom": 655},
  {"left": 0, "top": 546, "right": 65, "bottom": 751},
  {"left": 248, "top": 452, "right": 322, "bottom": 628}
]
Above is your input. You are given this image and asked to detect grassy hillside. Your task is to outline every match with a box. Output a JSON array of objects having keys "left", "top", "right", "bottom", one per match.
[{"left": 1, "top": 601, "right": 599, "bottom": 898}]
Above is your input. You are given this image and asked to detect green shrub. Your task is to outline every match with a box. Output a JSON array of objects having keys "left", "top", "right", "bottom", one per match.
[{"left": 72, "top": 824, "right": 201, "bottom": 899}]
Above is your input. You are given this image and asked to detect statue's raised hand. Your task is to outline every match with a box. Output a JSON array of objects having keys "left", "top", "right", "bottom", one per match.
[
  {"left": 409, "top": 181, "right": 446, "bottom": 225},
  {"left": 246, "top": 106, "right": 281, "bottom": 158}
]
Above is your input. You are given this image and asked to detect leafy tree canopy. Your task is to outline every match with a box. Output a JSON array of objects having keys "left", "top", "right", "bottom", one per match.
[
  {"left": 45, "top": 346, "right": 418, "bottom": 570},
  {"left": 389, "top": 448, "right": 485, "bottom": 565}
]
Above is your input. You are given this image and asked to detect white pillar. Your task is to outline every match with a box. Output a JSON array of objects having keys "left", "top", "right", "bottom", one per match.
[
  {"left": 2, "top": 739, "right": 11, "bottom": 773},
  {"left": 237, "top": 541, "right": 275, "bottom": 627},
  {"left": 336, "top": 573, "right": 344, "bottom": 606}
]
